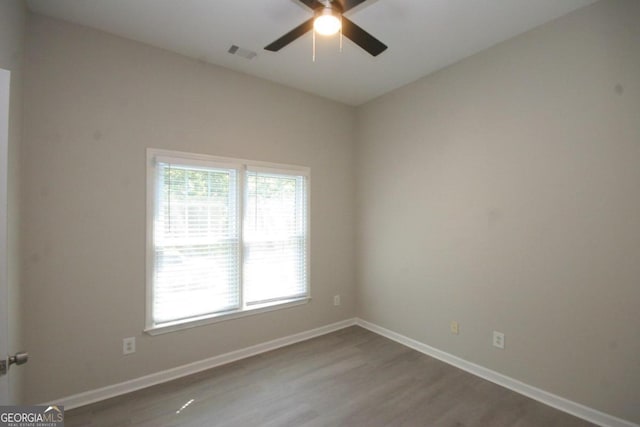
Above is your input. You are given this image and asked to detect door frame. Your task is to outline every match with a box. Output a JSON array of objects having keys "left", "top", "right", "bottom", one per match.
[{"left": 0, "top": 67, "right": 11, "bottom": 404}]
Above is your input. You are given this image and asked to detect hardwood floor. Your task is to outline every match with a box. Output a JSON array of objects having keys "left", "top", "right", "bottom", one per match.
[{"left": 65, "top": 326, "right": 596, "bottom": 427}]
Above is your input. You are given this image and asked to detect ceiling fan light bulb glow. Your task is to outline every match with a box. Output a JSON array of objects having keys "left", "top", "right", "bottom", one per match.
[{"left": 314, "top": 9, "right": 341, "bottom": 36}]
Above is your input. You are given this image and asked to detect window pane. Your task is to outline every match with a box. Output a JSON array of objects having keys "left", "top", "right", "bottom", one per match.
[
  {"left": 153, "top": 162, "right": 239, "bottom": 324},
  {"left": 244, "top": 171, "right": 308, "bottom": 305}
]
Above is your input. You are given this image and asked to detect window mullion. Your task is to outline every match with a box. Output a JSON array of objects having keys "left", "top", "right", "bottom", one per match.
[{"left": 238, "top": 164, "right": 246, "bottom": 311}]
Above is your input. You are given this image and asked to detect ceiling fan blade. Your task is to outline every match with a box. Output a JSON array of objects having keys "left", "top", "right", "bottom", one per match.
[
  {"left": 333, "top": 0, "right": 367, "bottom": 13},
  {"left": 341, "top": 17, "right": 387, "bottom": 57},
  {"left": 264, "top": 18, "right": 314, "bottom": 52},
  {"left": 297, "top": 0, "right": 325, "bottom": 10}
]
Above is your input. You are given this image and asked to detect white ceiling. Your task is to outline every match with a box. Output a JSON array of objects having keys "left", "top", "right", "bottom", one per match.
[{"left": 26, "top": 0, "right": 597, "bottom": 106}]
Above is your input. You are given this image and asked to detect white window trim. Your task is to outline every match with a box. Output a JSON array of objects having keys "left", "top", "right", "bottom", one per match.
[{"left": 145, "top": 148, "right": 311, "bottom": 335}]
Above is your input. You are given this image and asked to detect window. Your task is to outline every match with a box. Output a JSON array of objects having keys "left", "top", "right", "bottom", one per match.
[{"left": 146, "top": 149, "right": 309, "bottom": 333}]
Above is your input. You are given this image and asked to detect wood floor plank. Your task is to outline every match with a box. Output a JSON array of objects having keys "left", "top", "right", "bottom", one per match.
[{"left": 64, "top": 326, "right": 597, "bottom": 427}]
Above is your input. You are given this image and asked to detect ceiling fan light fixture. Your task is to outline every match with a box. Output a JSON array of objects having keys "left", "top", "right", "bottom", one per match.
[
  {"left": 264, "top": 0, "right": 387, "bottom": 57},
  {"left": 314, "top": 7, "right": 342, "bottom": 36}
]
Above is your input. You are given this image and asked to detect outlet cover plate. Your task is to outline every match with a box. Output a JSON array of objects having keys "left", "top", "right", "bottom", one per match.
[
  {"left": 123, "top": 337, "right": 136, "bottom": 355},
  {"left": 493, "top": 331, "right": 505, "bottom": 349},
  {"left": 450, "top": 321, "right": 459, "bottom": 335}
]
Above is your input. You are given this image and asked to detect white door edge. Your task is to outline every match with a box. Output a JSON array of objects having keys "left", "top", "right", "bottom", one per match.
[{"left": 0, "top": 67, "right": 11, "bottom": 405}]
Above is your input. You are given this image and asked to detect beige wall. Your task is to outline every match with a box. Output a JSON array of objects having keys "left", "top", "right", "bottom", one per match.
[
  {"left": 0, "top": 0, "right": 27, "bottom": 405},
  {"left": 21, "top": 15, "right": 356, "bottom": 403},
  {"left": 356, "top": 0, "right": 640, "bottom": 423}
]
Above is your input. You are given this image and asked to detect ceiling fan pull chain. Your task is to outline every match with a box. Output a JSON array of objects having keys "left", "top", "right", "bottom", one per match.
[{"left": 339, "top": 16, "right": 343, "bottom": 53}]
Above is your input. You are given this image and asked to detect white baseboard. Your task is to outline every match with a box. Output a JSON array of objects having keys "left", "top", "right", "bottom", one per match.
[
  {"left": 44, "top": 318, "right": 357, "bottom": 410},
  {"left": 356, "top": 318, "right": 638, "bottom": 427}
]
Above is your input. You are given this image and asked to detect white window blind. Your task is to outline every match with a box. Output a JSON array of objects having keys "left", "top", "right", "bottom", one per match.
[
  {"left": 244, "top": 170, "right": 308, "bottom": 306},
  {"left": 153, "top": 160, "right": 240, "bottom": 324},
  {"left": 148, "top": 150, "right": 310, "bottom": 331}
]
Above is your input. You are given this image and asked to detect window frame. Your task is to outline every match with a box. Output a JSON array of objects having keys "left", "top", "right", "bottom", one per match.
[{"left": 145, "top": 148, "right": 311, "bottom": 335}]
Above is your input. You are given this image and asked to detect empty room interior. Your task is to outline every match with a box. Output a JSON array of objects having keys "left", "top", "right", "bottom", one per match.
[{"left": 1, "top": 0, "right": 639, "bottom": 426}]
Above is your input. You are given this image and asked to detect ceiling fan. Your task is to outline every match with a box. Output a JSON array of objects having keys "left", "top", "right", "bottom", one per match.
[{"left": 264, "top": 0, "right": 387, "bottom": 57}]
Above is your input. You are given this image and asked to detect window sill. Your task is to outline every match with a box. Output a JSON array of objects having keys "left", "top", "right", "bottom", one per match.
[{"left": 145, "top": 297, "right": 311, "bottom": 336}]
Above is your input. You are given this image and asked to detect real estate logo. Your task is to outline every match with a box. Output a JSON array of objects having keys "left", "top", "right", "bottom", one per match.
[{"left": 0, "top": 405, "right": 64, "bottom": 427}]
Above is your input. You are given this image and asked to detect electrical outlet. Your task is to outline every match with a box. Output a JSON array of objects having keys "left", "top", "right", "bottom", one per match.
[
  {"left": 493, "top": 331, "right": 505, "bottom": 349},
  {"left": 123, "top": 337, "right": 136, "bottom": 355},
  {"left": 450, "top": 321, "right": 459, "bottom": 335},
  {"left": 333, "top": 295, "right": 341, "bottom": 306}
]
